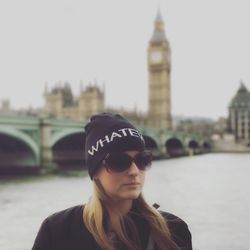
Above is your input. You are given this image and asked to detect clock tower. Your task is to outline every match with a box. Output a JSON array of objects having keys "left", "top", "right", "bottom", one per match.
[{"left": 148, "top": 10, "right": 171, "bottom": 129}]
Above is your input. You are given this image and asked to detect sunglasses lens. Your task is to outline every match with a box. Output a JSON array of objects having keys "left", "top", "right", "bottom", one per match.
[
  {"left": 135, "top": 151, "right": 152, "bottom": 170},
  {"left": 105, "top": 153, "right": 132, "bottom": 172},
  {"left": 104, "top": 151, "right": 152, "bottom": 173}
]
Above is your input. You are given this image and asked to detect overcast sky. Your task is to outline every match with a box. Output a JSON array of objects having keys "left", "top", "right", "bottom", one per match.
[{"left": 0, "top": 0, "right": 249, "bottom": 120}]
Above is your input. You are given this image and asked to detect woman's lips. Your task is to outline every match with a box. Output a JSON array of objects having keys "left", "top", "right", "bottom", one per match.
[{"left": 123, "top": 182, "right": 140, "bottom": 186}]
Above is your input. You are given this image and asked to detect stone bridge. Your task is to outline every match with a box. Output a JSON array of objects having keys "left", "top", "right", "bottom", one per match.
[{"left": 0, "top": 114, "right": 212, "bottom": 173}]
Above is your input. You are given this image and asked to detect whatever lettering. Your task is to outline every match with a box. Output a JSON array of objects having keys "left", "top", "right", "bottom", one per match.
[{"left": 87, "top": 127, "right": 144, "bottom": 156}]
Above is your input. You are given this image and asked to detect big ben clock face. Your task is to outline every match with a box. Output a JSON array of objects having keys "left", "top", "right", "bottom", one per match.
[{"left": 150, "top": 51, "right": 162, "bottom": 63}]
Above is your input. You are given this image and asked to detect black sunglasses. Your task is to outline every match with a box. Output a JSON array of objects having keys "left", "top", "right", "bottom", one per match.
[{"left": 103, "top": 151, "right": 152, "bottom": 173}]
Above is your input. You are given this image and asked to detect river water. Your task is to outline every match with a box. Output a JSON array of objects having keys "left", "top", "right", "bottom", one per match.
[{"left": 0, "top": 153, "right": 249, "bottom": 250}]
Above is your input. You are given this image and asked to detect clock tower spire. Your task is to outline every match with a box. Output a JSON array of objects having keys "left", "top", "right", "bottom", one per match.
[{"left": 148, "top": 9, "right": 171, "bottom": 129}]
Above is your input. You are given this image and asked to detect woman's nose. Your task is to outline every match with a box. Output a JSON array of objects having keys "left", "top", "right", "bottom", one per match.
[{"left": 127, "top": 161, "right": 140, "bottom": 175}]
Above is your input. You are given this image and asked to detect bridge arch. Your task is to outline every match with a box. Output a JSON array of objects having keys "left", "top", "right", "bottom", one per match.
[
  {"left": 51, "top": 128, "right": 84, "bottom": 147},
  {"left": 188, "top": 140, "right": 199, "bottom": 148},
  {"left": 165, "top": 137, "right": 185, "bottom": 157},
  {"left": 0, "top": 127, "right": 39, "bottom": 166},
  {"left": 142, "top": 135, "right": 158, "bottom": 150},
  {"left": 187, "top": 139, "right": 200, "bottom": 154},
  {"left": 201, "top": 141, "right": 211, "bottom": 152},
  {"left": 51, "top": 129, "right": 85, "bottom": 168}
]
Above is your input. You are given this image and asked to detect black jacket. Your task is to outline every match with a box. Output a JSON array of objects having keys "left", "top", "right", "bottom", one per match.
[{"left": 32, "top": 205, "right": 192, "bottom": 250}]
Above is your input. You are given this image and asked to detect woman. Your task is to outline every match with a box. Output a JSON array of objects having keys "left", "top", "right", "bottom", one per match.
[{"left": 32, "top": 113, "right": 192, "bottom": 250}]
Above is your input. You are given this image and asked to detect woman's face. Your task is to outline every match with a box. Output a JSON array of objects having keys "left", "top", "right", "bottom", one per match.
[{"left": 95, "top": 150, "right": 146, "bottom": 202}]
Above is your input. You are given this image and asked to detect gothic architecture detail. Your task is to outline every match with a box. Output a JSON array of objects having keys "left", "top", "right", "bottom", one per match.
[
  {"left": 44, "top": 82, "right": 104, "bottom": 121},
  {"left": 148, "top": 9, "right": 172, "bottom": 129},
  {"left": 228, "top": 81, "right": 250, "bottom": 145}
]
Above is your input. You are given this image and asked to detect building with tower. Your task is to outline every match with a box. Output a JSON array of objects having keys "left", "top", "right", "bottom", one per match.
[
  {"left": 228, "top": 81, "right": 250, "bottom": 145},
  {"left": 147, "top": 10, "right": 172, "bottom": 130},
  {"left": 44, "top": 10, "right": 172, "bottom": 128}
]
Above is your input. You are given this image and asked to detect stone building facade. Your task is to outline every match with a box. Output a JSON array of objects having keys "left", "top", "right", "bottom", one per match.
[
  {"left": 44, "top": 82, "right": 104, "bottom": 121},
  {"left": 228, "top": 82, "right": 250, "bottom": 145}
]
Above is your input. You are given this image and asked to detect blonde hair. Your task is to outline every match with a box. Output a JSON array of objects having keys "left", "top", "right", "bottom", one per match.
[{"left": 83, "top": 180, "right": 180, "bottom": 250}]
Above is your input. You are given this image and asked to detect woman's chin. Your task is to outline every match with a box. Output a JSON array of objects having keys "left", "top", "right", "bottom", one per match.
[{"left": 121, "top": 190, "right": 141, "bottom": 200}]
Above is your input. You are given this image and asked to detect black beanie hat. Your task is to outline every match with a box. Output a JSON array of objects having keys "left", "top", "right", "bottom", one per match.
[{"left": 84, "top": 112, "right": 145, "bottom": 179}]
